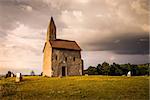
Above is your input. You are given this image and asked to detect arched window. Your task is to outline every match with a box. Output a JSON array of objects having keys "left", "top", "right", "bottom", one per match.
[
  {"left": 56, "top": 55, "right": 57, "bottom": 60},
  {"left": 73, "top": 57, "right": 75, "bottom": 61},
  {"left": 65, "top": 57, "right": 67, "bottom": 61}
]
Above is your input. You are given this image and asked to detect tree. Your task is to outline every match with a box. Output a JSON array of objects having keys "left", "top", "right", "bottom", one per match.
[
  {"left": 110, "top": 65, "right": 116, "bottom": 76},
  {"left": 138, "top": 64, "right": 149, "bottom": 75},
  {"left": 96, "top": 64, "right": 102, "bottom": 74},
  {"left": 120, "top": 63, "right": 131, "bottom": 75},
  {"left": 101, "top": 62, "right": 110, "bottom": 75},
  {"left": 30, "top": 70, "right": 35, "bottom": 76},
  {"left": 131, "top": 65, "right": 139, "bottom": 76},
  {"left": 87, "top": 66, "right": 98, "bottom": 75},
  {"left": 84, "top": 63, "right": 149, "bottom": 76},
  {"left": 110, "top": 63, "right": 123, "bottom": 76}
]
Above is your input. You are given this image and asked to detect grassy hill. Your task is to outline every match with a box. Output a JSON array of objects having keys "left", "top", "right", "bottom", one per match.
[{"left": 0, "top": 76, "right": 149, "bottom": 100}]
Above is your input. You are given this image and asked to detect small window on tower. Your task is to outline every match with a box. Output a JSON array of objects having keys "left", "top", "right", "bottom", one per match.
[
  {"left": 65, "top": 57, "right": 67, "bottom": 61},
  {"left": 56, "top": 55, "right": 57, "bottom": 60},
  {"left": 73, "top": 57, "right": 75, "bottom": 61}
]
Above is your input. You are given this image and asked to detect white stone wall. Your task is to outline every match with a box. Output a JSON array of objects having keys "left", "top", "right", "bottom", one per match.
[{"left": 43, "top": 42, "right": 53, "bottom": 77}]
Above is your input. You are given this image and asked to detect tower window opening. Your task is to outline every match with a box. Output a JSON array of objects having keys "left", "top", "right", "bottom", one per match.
[
  {"left": 56, "top": 55, "right": 57, "bottom": 60},
  {"left": 65, "top": 57, "right": 67, "bottom": 61},
  {"left": 73, "top": 57, "right": 75, "bottom": 61}
]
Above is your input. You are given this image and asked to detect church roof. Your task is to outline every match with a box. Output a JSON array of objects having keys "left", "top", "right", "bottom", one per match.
[{"left": 50, "top": 39, "right": 81, "bottom": 51}]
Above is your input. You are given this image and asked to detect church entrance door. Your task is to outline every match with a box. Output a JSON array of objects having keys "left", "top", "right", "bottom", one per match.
[{"left": 62, "top": 66, "right": 66, "bottom": 76}]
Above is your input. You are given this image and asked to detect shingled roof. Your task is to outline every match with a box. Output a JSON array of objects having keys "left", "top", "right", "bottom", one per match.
[
  {"left": 50, "top": 39, "right": 81, "bottom": 51},
  {"left": 43, "top": 39, "right": 81, "bottom": 52}
]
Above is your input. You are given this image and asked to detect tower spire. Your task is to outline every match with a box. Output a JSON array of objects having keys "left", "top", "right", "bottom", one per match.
[{"left": 46, "top": 16, "right": 56, "bottom": 41}]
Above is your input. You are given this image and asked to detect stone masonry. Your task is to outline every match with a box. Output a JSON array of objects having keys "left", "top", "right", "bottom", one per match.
[{"left": 43, "top": 17, "right": 83, "bottom": 77}]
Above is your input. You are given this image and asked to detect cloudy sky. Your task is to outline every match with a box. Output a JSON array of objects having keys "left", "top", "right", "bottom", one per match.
[{"left": 0, "top": 0, "right": 149, "bottom": 74}]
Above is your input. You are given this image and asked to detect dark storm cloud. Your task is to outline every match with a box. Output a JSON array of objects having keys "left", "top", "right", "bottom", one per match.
[
  {"left": 112, "top": 34, "right": 149, "bottom": 55},
  {"left": 83, "top": 32, "right": 149, "bottom": 55},
  {"left": 0, "top": 0, "right": 149, "bottom": 32},
  {"left": 0, "top": 0, "right": 149, "bottom": 74},
  {"left": 0, "top": 0, "right": 66, "bottom": 31},
  {"left": 57, "top": 0, "right": 149, "bottom": 55},
  {"left": 0, "top": 0, "right": 149, "bottom": 56}
]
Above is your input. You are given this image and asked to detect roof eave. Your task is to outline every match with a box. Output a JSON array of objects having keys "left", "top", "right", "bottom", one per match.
[{"left": 52, "top": 47, "right": 81, "bottom": 51}]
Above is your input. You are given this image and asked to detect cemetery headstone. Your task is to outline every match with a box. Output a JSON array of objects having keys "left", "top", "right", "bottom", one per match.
[
  {"left": 11, "top": 73, "right": 14, "bottom": 77},
  {"left": 16, "top": 73, "right": 22, "bottom": 82},
  {"left": 127, "top": 71, "right": 131, "bottom": 77}
]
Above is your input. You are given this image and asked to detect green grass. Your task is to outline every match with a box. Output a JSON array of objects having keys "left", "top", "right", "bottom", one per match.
[{"left": 0, "top": 76, "right": 149, "bottom": 100}]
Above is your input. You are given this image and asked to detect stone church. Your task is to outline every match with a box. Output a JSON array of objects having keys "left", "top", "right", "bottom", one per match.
[{"left": 43, "top": 17, "right": 83, "bottom": 77}]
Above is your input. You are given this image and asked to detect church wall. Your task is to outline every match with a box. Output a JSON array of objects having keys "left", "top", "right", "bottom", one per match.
[
  {"left": 43, "top": 42, "right": 52, "bottom": 77},
  {"left": 52, "top": 49, "right": 83, "bottom": 77}
]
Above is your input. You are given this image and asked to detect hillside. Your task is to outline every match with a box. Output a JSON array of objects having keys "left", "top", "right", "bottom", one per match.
[{"left": 0, "top": 76, "right": 149, "bottom": 100}]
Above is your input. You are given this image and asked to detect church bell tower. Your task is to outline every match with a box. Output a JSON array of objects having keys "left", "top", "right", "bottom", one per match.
[{"left": 46, "top": 17, "right": 56, "bottom": 41}]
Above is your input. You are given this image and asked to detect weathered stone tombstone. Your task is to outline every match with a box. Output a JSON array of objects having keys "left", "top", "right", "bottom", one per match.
[
  {"left": 5, "top": 71, "right": 11, "bottom": 78},
  {"left": 127, "top": 71, "right": 131, "bottom": 77},
  {"left": 15, "top": 73, "right": 22, "bottom": 82},
  {"left": 11, "top": 73, "right": 14, "bottom": 77}
]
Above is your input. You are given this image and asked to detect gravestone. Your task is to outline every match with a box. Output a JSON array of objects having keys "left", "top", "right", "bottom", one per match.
[
  {"left": 11, "top": 73, "right": 14, "bottom": 77},
  {"left": 127, "top": 71, "right": 131, "bottom": 77},
  {"left": 5, "top": 71, "right": 11, "bottom": 78},
  {"left": 16, "top": 73, "right": 22, "bottom": 82}
]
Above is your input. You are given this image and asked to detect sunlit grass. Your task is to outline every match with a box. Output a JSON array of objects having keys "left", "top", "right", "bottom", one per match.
[{"left": 0, "top": 76, "right": 149, "bottom": 100}]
